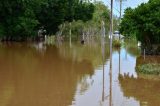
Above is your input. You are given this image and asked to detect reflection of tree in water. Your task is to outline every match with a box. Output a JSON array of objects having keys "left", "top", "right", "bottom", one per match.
[
  {"left": 123, "top": 40, "right": 141, "bottom": 57},
  {"left": 55, "top": 42, "right": 110, "bottom": 96},
  {"left": 78, "top": 77, "right": 91, "bottom": 95},
  {"left": 57, "top": 42, "right": 110, "bottom": 68},
  {"left": 119, "top": 74, "right": 160, "bottom": 106},
  {"left": 0, "top": 43, "right": 94, "bottom": 106}
]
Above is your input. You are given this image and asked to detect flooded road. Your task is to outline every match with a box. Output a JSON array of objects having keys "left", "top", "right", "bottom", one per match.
[{"left": 0, "top": 42, "right": 159, "bottom": 106}]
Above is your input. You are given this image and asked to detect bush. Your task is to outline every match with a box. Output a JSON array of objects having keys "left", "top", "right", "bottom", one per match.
[
  {"left": 120, "top": 0, "right": 160, "bottom": 45},
  {"left": 113, "top": 40, "right": 121, "bottom": 47},
  {"left": 136, "top": 63, "right": 160, "bottom": 75}
]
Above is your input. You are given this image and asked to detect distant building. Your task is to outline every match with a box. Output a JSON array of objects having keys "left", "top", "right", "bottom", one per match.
[{"left": 113, "top": 31, "right": 124, "bottom": 40}]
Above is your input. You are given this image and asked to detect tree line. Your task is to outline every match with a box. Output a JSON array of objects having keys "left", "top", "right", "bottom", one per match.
[
  {"left": 57, "top": 1, "right": 119, "bottom": 41},
  {"left": 120, "top": 0, "right": 160, "bottom": 45},
  {"left": 0, "top": 0, "right": 94, "bottom": 41}
]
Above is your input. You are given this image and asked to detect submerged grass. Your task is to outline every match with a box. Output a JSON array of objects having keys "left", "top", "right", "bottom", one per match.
[
  {"left": 113, "top": 40, "right": 121, "bottom": 47},
  {"left": 136, "top": 63, "right": 160, "bottom": 75}
]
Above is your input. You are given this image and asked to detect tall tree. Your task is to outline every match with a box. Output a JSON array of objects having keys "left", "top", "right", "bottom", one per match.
[
  {"left": 120, "top": 0, "right": 160, "bottom": 44},
  {"left": 0, "top": 0, "right": 95, "bottom": 40}
]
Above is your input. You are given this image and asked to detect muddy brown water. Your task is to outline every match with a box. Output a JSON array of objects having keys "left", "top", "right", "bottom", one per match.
[{"left": 0, "top": 42, "right": 159, "bottom": 106}]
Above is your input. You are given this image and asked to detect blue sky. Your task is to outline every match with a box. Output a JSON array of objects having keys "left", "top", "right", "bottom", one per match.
[{"left": 101, "top": 0, "right": 149, "bottom": 16}]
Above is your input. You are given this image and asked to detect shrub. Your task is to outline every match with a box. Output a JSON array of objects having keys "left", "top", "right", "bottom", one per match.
[
  {"left": 113, "top": 40, "right": 121, "bottom": 47},
  {"left": 136, "top": 63, "right": 160, "bottom": 75}
]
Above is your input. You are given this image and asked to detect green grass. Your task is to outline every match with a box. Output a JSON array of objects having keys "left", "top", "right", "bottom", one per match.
[{"left": 136, "top": 63, "right": 160, "bottom": 75}]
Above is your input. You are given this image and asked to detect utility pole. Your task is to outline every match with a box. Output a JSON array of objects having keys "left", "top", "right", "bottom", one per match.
[
  {"left": 120, "top": 0, "right": 122, "bottom": 20},
  {"left": 110, "top": 0, "right": 113, "bottom": 66},
  {"left": 116, "top": 0, "right": 126, "bottom": 39},
  {"left": 119, "top": 0, "right": 122, "bottom": 40},
  {"left": 109, "top": 0, "right": 113, "bottom": 106}
]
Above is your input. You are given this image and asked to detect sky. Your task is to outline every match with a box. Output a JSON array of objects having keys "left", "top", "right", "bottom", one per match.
[{"left": 101, "top": 0, "right": 149, "bottom": 16}]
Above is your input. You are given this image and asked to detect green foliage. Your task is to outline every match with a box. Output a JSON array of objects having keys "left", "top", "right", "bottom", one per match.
[
  {"left": 37, "top": 0, "right": 67, "bottom": 34},
  {"left": 58, "top": 21, "right": 85, "bottom": 40},
  {"left": 74, "top": 1, "right": 95, "bottom": 22},
  {"left": 35, "top": 0, "right": 95, "bottom": 35},
  {"left": 136, "top": 63, "right": 160, "bottom": 75},
  {"left": 0, "top": 0, "right": 95, "bottom": 41},
  {"left": 92, "top": 1, "right": 110, "bottom": 30},
  {"left": 113, "top": 40, "right": 121, "bottom": 47},
  {"left": 0, "top": 0, "right": 41, "bottom": 40},
  {"left": 58, "top": 1, "right": 119, "bottom": 40},
  {"left": 0, "top": 24, "right": 5, "bottom": 38},
  {"left": 120, "top": 0, "right": 160, "bottom": 44}
]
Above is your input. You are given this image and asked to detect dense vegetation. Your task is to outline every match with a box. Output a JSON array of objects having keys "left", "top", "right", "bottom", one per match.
[
  {"left": 0, "top": 0, "right": 94, "bottom": 41},
  {"left": 120, "top": 0, "right": 160, "bottom": 45},
  {"left": 57, "top": 1, "right": 119, "bottom": 41}
]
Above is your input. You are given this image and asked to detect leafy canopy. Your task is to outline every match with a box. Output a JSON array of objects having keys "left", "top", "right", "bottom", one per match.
[{"left": 120, "top": 0, "right": 160, "bottom": 44}]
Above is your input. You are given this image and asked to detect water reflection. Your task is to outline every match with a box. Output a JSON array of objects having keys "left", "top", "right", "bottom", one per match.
[
  {"left": 0, "top": 42, "right": 159, "bottom": 106},
  {"left": 109, "top": 49, "right": 112, "bottom": 106},
  {"left": 101, "top": 35, "right": 105, "bottom": 103},
  {"left": 0, "top": 43, "right": 95, "bottom": 106},
  {"left": 119, "top": 74, "right": 160, "bottom": 106}
]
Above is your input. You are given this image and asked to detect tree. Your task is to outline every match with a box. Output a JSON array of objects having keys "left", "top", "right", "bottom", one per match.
[
  {"left": 0, "top": 0, "right": 95, "bottom": 41},
  {"left": 57, "top": 1, "right": 119, "bottom": 41},
  {"left": 0, "top": 0, "right": 41, "bottom": 40},
  {"left": 120, "top": 0, "right": 160, "bottom": 45}
]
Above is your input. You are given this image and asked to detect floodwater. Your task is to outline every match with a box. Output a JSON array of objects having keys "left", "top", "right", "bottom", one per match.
[{"left": 0, "top": 41, "right": 159, "bottom": 106}]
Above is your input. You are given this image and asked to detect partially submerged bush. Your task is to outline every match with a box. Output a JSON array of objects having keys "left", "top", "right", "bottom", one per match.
[
  {"left": 136, "top": 63, "right": 160, "bottom": 75},
  {"left": 113, "top": 40, "right": 121, "bottom": 47}
]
